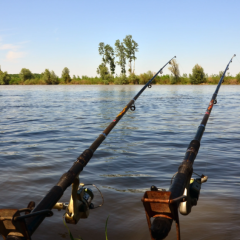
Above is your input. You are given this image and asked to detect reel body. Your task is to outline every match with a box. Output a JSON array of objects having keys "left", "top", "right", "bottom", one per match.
[
  {"left": 53, "top": 176, "right": 95, "bottom": 224},
  {"left": 179, "top": 175, "right": 208, "bottom": 215}
]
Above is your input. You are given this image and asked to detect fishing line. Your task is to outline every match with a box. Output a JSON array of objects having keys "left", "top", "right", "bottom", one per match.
[
  {"left": 81, "top": 183, "right": 104, "bottom": 208},
  {"left": 235, "top": 56, "right": 240, "bottom": 64}
]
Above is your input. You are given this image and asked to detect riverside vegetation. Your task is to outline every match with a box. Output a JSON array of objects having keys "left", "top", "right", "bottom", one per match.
[
  {"left": 1, "top": 64, "right": 240, "bottom": 86},
  {"left": 1, "top": 34, "right": 240, "bottom": 85}
]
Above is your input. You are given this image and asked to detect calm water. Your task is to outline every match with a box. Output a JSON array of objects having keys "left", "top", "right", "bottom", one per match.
[{"left": 0, "top": 85, "right": 239, "bottom": 240}]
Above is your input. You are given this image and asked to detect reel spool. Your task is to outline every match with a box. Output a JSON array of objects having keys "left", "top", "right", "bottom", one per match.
[{"left": 53, "top": 176, "right": 103, "bottom": 224}]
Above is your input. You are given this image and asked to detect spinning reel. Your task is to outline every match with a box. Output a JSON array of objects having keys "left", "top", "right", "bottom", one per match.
[
  {"left": 179, "top": 175, "right": 208, "bottom": 215},
  {"left": 53, "top": 175, "right": 103, "bottom": 224},
  {"left": 0, "top": 176, "right": 103, "bottom": 240}
]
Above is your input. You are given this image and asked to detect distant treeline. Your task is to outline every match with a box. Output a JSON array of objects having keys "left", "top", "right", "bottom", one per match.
[{"left": 1, "top": 65, "right": 240, "bottom": 86}]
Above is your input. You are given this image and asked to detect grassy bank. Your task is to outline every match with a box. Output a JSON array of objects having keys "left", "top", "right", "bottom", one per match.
[
  {"left": 1, "top": 70, "right": 240, "bottom": 85},
  {"left": 3, "top": 74, "right": 240, "bottom": 85}
]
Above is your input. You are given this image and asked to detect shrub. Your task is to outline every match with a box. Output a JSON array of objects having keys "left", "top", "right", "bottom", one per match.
[
  {"left": 62, "top": 67, "right": 71, "bottom": 83},
  {"left": 0, "top": 71, "right": 11, "bottom": 85},
  {"left": 23, "top": 78, "right": 46, "bottom": 85},
  {"left": 42, "top": 69, "right": 59, "bottom": 84},
  {"left": 114, "top": 74, "right": 129, "bottom": 84},
  {"left": 139, "top": 71, "right": 153, "bottom": 84},
  {"left": 128, "top": 73, "right": 139, "bottom": 84},
  {"left": 103, "top": 80, "right": 109, "bottom": 85},
  {"left": 156, "top": 74, "right": 170, "bottom": 84},
  {"left": 236, "top": 72, "right": 240, "bottom": 83},
  {"left": 170, "top": 75, "right": 180, "bottom": 84},
  {"left": 179, "top": 76, "right": 190, "bottom": 84},
  {"left": 190, "top": 64, "right": 207, "bottom": 84},
  {"left": 19, "top": 68, "right": 33, "bottom": 82}
]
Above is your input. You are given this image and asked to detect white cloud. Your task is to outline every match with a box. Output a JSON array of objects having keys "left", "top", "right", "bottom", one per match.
[
  {"left": 6, "top": 51, "right": 26, "bottom": 60},
  {"left": 0, "top": 40, "right": 28, "bottom": 61},
  {"left": 0, "top": 43, "right": 20, "bottom": 50}
]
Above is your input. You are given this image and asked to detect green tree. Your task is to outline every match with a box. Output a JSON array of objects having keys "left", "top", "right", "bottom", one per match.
[
  {"left": 62, "top": 67, "right": 71, "bottom": 83},
  {"left": 139, "top": 71, "right": 153, "bottom": 84},
  {"left": 97, "top": 63, "right": 109, "bottom": 80},
  {"left": 50, "top": 71, "right": 59, "bottom": 84},
  {"left": 123, "top": 35, "right": 138, "bottom": 74},
  {"left": 168, "top": 59, "right": 180, "bottom": 84},
  {"left": 98, "top": 42, "right": 106, "bottom": 64},
  {"left": 42, "top": 69, "right": 59, "bottom": 84},
  {"left": 236, "top": 72, "right": 240, "bottom": 83},
  {"left": 105, "top": 44, "right": 115, "bottom": 75},
  {"left": 42, "top": 69, "right": 51, "bottom": 84},
  {"left": 19, "top": 68, "right": 33, "bottom": 82},
  {"left": 98, "top": 42, "right": 115, "bottom": 75},
  {"left": 0, "top": 69, "right": 11, "bottom": 85},
  {"left": 189, "top": 64, "right": 207, "bottom": 84},
  {"left": 115, "top": 40, "right": 126, "bottom": 74}
]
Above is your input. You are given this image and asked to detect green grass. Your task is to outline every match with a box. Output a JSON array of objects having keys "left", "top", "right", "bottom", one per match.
[{"left": 63, "top": 215, "right": 110, "bottom": 240}]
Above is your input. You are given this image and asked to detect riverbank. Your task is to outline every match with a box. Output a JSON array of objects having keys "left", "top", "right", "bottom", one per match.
[{"left": 2, "top": 75, "right": 240, "bottom": 85}]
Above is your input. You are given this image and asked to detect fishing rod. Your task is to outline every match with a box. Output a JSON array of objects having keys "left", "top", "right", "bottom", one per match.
[
  {"left": 142, "top": 54, "right": 236, "bottom": 240},
  {"left": 0, "top": 56, "right": 176, "bottom": 240}
]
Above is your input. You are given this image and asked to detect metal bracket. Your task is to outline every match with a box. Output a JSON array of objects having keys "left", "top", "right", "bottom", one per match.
[
  {"left": 0, "top": 208, "right": 53, "bottom": 240},
  {"left": 142, "top": 191, "right": 186, "bottom": 240}
]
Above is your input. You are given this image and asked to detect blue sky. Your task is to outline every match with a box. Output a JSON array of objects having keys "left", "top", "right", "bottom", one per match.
[{"left": 1, "top": 0, "right": 240, "bottom": 77}]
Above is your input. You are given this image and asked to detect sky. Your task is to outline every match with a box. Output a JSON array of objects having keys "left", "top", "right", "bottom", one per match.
[{"left": 0, "top": 0, "right": 240, "bottom": 77}]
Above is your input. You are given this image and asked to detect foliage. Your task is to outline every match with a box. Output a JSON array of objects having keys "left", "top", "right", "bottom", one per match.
[
  {"left": 179, "top": 75, "right": 190, "bottom": 84},
  {"left": 23, "top": 79, "right": 46, "bottom": 85},
  {"left": 139, "top": 71, "right": 153, "bottom": 84},
  {"left": 123, "top": 35, "right": 138, "bottom": 74},
  {"left": 168, "top": 59, "right": 180, "bottom": 84},
  {"left": 155, "top": 74, "right": 170, "bottom": 84},
  {"left": 98, "top": 42, "right": 115, "bottom": 75},
  {"left": 170, "top": 75, "right": 180, "bottom": 84},
  {"left": 42, "top": 69, "right": 59, "bottom": 84},
  {"left": 97, "top": 63, "right": 109, "bottom": 79},
  {"left": 0, "top": 70, "right": 11, "bottom": 85},
  {"left": 105, "top": 215, "right": 109, "bottom": 240},
  {"left": 63, "top": 215, "right": 83, "bottom": 240},
  {"left": 105, "top": 44, "right": 115, "bottom": 75},
  {"left": 115, "top": 40, "right": 126, "bottom": 74},
  {"left": 61, "top": 67, "right": 71, "bottom": 83},
  {"left": 114, "top": 74, "right": 129, "bottom": 84},
  {"left": 19, "top": 68, "right": 33, "bottom": 81},
  {"left": 50, "top": 71, "right": 59, "bottom": 84},
  {"left": 128, "top": 73, "right": 140, "bottom": 84},
  {"left": 236, "top": 72, "right": 240, "bottom": 83},
  {"left": 218, "top": 71, "right": 224, "bottom": 78},
  {"left": 62, "top": 214, "right": 110, "bottom": 240},
  {"left": 189, "top": 64, "right": 207, "bottom": 84},
  {"left": 103, "top": 80, "right": 109, "bottom": 85}
]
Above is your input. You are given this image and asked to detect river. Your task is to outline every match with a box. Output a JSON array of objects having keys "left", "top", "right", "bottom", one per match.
[{"left": 0, "top": 85, "right": 239, "bottom": 240}]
